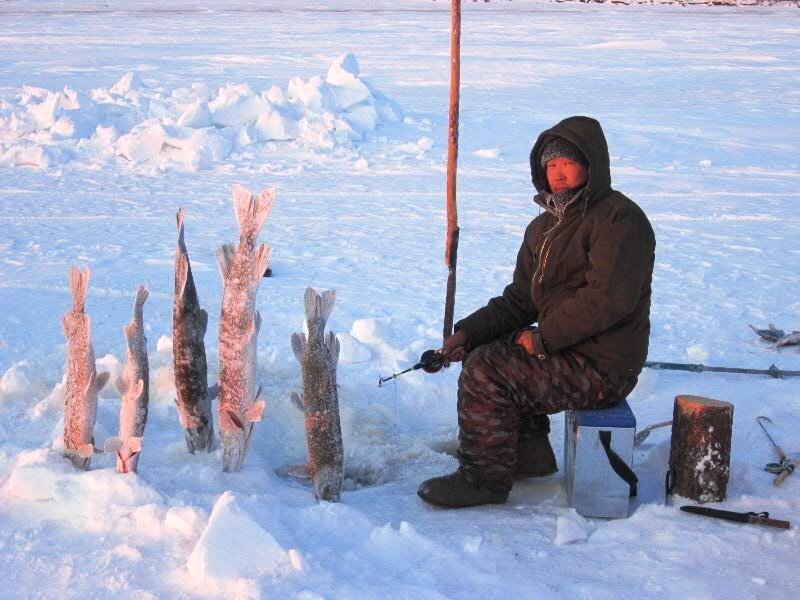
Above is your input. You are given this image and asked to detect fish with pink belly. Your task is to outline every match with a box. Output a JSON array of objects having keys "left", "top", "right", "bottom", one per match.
[
  {"left": 61, "top": 267, "right": 110, "bottom": 469},
  {"left": 216, "top": 185, "right": 274, "bottom": 472},
  {"left": 104, "top": 285, "right": 150, "bottom": 473}
]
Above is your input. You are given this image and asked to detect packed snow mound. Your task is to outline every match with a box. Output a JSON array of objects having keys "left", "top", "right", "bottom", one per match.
[{"left": 0, "top": 53, "right": 402, "bottom": 172}]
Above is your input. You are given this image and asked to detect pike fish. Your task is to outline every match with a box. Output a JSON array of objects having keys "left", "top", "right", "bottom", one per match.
[
  {"left": 173, "top": 208, "right": 216, "bottom": 453},
  {"left": 104, "top": 285, "right": 150, "bottom": 473},
  {"left": 61, "top": 267, "right": 109, "bottom": 469},
  {"left": 216, "top": 185, "right": 274, "bottom": 472},
  {"left": 291, "top": 287, "right": 343, "bottom": 502}
]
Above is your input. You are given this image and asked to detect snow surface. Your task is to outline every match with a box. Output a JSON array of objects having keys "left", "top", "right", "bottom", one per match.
[{"left": 1, "top": 0, "right": 799, "bottom": 598}]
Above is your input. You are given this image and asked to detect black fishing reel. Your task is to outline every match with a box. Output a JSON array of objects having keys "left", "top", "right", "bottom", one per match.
[{"left": 378, "top": 349, "right": 445, "bottom": 387}]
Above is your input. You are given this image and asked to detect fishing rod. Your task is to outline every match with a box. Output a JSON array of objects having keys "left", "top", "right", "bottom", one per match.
[
  {"left": 644, "top": 361, "right": 800, "bottom": 378},
  {"left": 378, "top": 350, "right": 445, "bottom": 387}
]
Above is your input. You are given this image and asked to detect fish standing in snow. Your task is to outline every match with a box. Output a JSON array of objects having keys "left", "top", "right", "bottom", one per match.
[
  {"left": 61, "top": 267, "right": 110, "bottom": 469},
  {"left": 217, "top": 185, "right": 274, "bottom": 472},
  {"left": 291, "top": 287, "right": 344, "bottom": 502},
  {"left": 173, "top": 208, "right": 216, "bottom": 453},
  {"left": 104, "top": 285, "right": 150, "bottom": 473}
]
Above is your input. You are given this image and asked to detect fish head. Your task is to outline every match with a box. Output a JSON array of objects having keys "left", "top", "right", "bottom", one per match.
[
  {"left": 220, "top": 430, "right": 247, "bottom": 472},
  {"left": 219, "top": 410, "right": 248, "bottom": 472}
]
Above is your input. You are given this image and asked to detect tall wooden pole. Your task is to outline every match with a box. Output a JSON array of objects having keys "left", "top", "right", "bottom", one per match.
[{"left": 443, "top": 0, "right": 461, "bottom": 344}]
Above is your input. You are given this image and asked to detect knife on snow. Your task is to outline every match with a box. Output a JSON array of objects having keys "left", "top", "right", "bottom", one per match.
[{"left": 680, "top": 505, "right": 791, "bottom": 530}]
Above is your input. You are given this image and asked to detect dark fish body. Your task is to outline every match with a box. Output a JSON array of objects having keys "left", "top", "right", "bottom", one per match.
[
  {"left": 62, "top": 267, "right": 109, "bottom": 469},
  {"left": 105, "top": 285, "right": 150, "bottom": 473},
  {"left": 217, "top": 185, "right": 274, "bottom": 472},
  {"left": 173, "top": 208, "right": 215, "bottom": 453},
  {"left": 291, "top": 287, "right": 343, "bottom": 502}
]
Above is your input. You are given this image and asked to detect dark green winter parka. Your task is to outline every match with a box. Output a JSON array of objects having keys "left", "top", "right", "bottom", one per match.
[{"left": 455, "top": 116, "right": 656, "bottom": 380}]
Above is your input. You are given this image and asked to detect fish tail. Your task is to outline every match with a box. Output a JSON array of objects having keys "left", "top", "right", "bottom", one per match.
[
  {"left": 132, "top": 284, "right": 149, "bottom": 324},
  {"left": 232, "top": 184, "right": 275, "bottom": 244},
  {"left": 176, "top": 207, "right": 187, "bottom": 253},
  {"left": 303, "top": 287, "right": 336, "bottom": 328},
  {"left": 68, "top": 266, "right": 90, "bottom": 313}
]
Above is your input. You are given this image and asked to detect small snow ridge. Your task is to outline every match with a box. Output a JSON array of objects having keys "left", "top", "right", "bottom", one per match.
[{"left": 0, "top": 53, "right": 402, "bottom": 172}]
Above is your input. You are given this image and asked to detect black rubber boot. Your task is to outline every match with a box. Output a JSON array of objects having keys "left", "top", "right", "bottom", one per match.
[
  {"left": 417, "top": 469, "right": 509, "bottom": 509},
  {"left": 514, "top": 433, "right": 558, "bottom": 480}
]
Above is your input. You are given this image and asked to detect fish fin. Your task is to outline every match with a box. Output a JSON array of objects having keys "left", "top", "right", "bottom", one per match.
[
  {"left": 176, "top": 253, "right": 189, "bottom": 299},
  {"left": 115, "top": 375, "right": 126, "bottom": 396},
  {"left": 95, "top": 371, "right": 110, "bottom": 392},
  {"left": 245, "top": 400, "right": 265, "bottom": 423},
  {"left": 326, "top": 331, "right": 340, "bottom": 367},
  {"left": 304, "top": 287, "right": 336, "bottom": 326},
  {"left": 132, "top": 378, "right": 145, "bottom": 399},
  {"left": 290, "top": 391, "right": 305, "bottom": 411},
  {"left": 253, "top": 312, "right": 262, "bottom": 338},
  {"left": 232, "top": 184, "right": 275, "bottom": 241},
  {"left": 206, "top": 382, "right": 219, "bottom": 401},
  {"left": 291, "top": 332, "right": 307, "bottom": 363},
  {"left": 126, "top": 437, "right": 143, "bottom": 454},
  {"left": 198, "top": 308, "right": 208, "bottom": 335},
  {"left": 68, "top": 266, "right": 90, "bottom": 313},
  {"left": 104, "top": 437, "right": 123, "bottom": 453},
  {"left": 286, "top": 464, "right": 311, "bottom": 480},
  {"left": 176, "top": 207, "right": 187, "bottom": 252},
  {"left": 254, "top": 243, "right": 272, "bottom": 282},
  {"left": 78, "top": 443, "right": 94, "bottom": 459},
  {"left": 176, "top": 404, "right": 187, "bottom": 428},
  {"left": 216, "top": 243, "right": 236, "bottom": 284},
  {"left": 226, "top": 410, "right": 244, "bottom": 430},
  {"left": 61, "top": 314, "right": 69, "bottom": 337},
  {"left": 83, "top": 371, "right": 96, "bottom": 398}
]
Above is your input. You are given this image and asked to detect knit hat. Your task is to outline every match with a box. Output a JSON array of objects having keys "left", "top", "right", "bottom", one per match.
[{"left": 540, "top": 137, "right": 589, "bottom": 168}]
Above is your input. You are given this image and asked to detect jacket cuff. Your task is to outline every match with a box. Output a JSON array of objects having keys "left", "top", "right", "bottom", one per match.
[{"left": 532, "top": 329, "right": 548, "bottom": 360}]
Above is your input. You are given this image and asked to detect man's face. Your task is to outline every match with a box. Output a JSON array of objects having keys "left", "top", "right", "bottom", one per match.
[{"left": 545, "top": 158, "right": 588, "bottom": 194}]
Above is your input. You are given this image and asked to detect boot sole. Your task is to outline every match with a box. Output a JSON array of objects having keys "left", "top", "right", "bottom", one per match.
[
  {"left": 513, "top": 467, "right": 558, "bottom": 481},
  {"left": 416, "top": 489, "right": 508, "bottom": 509}
]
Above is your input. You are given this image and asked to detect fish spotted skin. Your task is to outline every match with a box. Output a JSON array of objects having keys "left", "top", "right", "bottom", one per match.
[
  {"left": 217, "top": 185, "right": 274, "bottom": 472},
  {"left": 108, "top": 285, "right": 150, "bottom": 473},
  {"left": 291, "top": 287, "right": 343, "bottom": 502},
  {"left": 173, "top": 208, "right": 215, "bottom": 453},
  {"left": 61, "top": 267, "right": 109, "bottom": 469}
]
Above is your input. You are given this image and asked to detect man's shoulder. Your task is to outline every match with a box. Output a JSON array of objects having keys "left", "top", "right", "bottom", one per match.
[{"left": 595, "top": 190, "right": 651, "bottom": 224}]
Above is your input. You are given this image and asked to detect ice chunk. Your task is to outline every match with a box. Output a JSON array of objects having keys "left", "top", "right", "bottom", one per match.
[
  {"left": 115, "top": 120, "right": 168, "bottom": 165},
  {"left": 336, "top": 332, "right": 372, "bottom": 364},
  {"left": 254, "top": 107, "right": 298, "bottom": 142},
  {"left": 177, "top": 100, "right": 212, "bottom": 128},
  {"left": 109, "top": 72, "right": 142, "bottom": 96},
  {"left": 7, "top": 465, "right": 59, "bottom": 501},
  {"left": 351, "top": 318, "right": 393, "bottom": 345},
  {"left": 209, "top": 84, "right": 264, "bottom": 127},
  {"left": 187, "top": 491, "right": 290, "bottom": 580},
  {"left": 554, "top": 509, "right": 591, "bottom": 545}
]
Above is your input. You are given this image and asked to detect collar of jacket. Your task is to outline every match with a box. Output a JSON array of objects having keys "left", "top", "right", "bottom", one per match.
[{"left": 529, "top": 116, "right": 613, "bottom": 214}]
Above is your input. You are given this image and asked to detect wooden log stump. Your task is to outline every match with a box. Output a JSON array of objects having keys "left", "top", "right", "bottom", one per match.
[{"left": 668, "top": 395, "right": 734, "bottom": 503}]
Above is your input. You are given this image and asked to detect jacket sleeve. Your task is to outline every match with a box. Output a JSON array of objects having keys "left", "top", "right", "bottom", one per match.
[
  {"left": 539, "top": 207, "right": 655, "bottom": 351},
  {"left": 454, "top": 224, "right": 539, "bottom": 348}
]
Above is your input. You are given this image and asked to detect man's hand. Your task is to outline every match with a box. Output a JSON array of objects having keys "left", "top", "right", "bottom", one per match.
[
  {"left": 516, "top": 328, "right": 546, "bottom": 359},
  {"left": 516, "top": 329, "right": 535, "bottom": 354},
  {"left": 438, "top": 329, "right": 469, "bottom": 365}
]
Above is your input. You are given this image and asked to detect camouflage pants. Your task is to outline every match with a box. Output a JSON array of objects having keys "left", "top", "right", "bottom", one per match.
[{"left": 457, "top": 330, "right": 637, "bottom": 491}]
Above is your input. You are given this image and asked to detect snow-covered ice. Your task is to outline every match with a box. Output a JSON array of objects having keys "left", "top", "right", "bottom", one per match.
[{"left": 1, "top": 0, "right": 799, "bottom": 598}]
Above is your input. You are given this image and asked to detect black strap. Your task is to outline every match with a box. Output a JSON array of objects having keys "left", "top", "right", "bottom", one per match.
[{"left": 599, "top": 430, "right": 638, "bottom": 497}]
